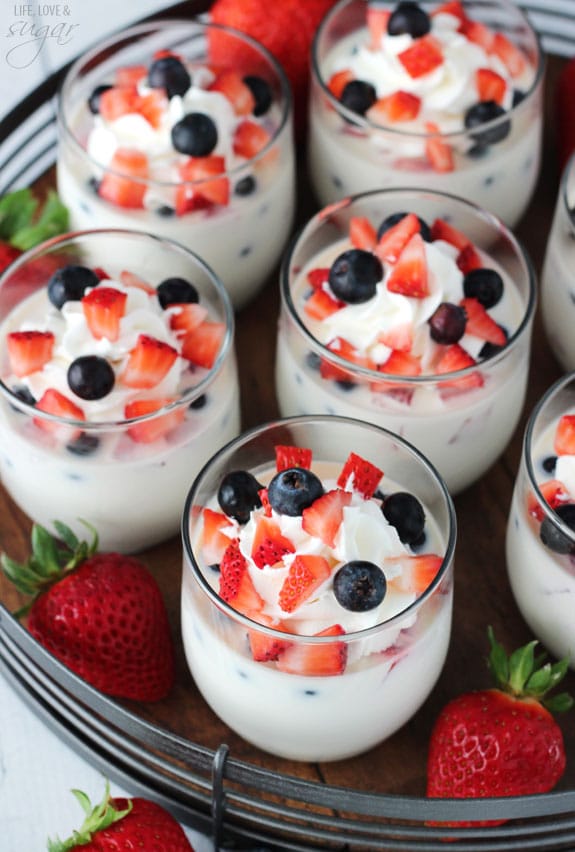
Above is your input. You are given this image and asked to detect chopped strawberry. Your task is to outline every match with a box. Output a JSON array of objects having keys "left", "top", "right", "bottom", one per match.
[
  {"left": 99, "top": 148, "right": 149, "bottom": 209},
  {"left": 554, "top": 414, "right": 575, "bottom": 456},
  {"left": 122, "top": 334, "right": 178, "bottom": 389},
  {"left": 125, "top": 397, "right": 185, "bottom": 443},
  {"left": 34, "top": 388, "right": 85, "bottom": 441},
  {"left": 376, "top": 212, "right": 420, "bottom": 264},
  {"left": 302, "top": 488, "right": 353, "bottom": 547},
  {"left": 436, "top": 343, "right": 484, "bottom": 396},
  {"left": 247, "top": 612, "right": 292, "bottom": 662},
  {"left": 386, "top": 232, "right": 429, "bottom": 297},
  {"left": 377, "top": 322, "right": 414, "bottom": 353},
  {"left": 460, "top": 297, "right": 506, "bottom": 346},
  {"left": 119, "top": 269, "right": 155, "bottom": 294},
  {"left": 528, "top": 480, "right": 570, "bottom": 522},
  {"left": 327, "top": 68, "right": 354, "bottom": 99},
  {"left": 457, "top": 243, "right": 483, "bottom": 274},
  {"left": 115, "top": 64, "right": 147, "bottom": 87},
  {"left": 490, "top": 32, "right": 526, "bottom": 78},
  {"left": 432, "top": 1, "right": 466, "bottom": 22},
  {"left": 278, "top": 554, "right": 332, "bottom": 613},
  {"left": 275, "top": 445, "right": 313, "bottom": 471},
  {"left": 181, "top": 320, "right": 225, "bottom": 369},
  {"left": 7, "top": 330, "right": 54, "bottom": 377},
  {"left": 307, "top": 267, "right": 330, "bottom": 290},
  {"left": 0, "top": 241, "right": 22, "bottom": 273},
  {"left": 304, "top": 288, "right": 344, "bottom": 320},
  {"left": 430, "top": 217, "right": 471, "bottom": 251},
  {"left": 98, "top": 86, "right": 140, "bottom": 121},
  {"left": 425, "top": 122, "right": 454, "bottom": 173},
  {"left": 233, "top": 119, "right": 271, "bottom": 159},
  {"left": 324, "top": 337, "right": 375, "bottom": 370},
  {"left": 251, "top": 516, "right": 295, "bottom": 568},
  {"left": 398, "top": 36, "right": 444, "bottom": 79},
  {"left": 201, "top": 507, "right": 234, "bottom": 565},
  {"left": 368, "top": 90, "right": 421, "bottom": 123},
  {"left": 82, "top": 286, "right": 127, "bottom": 342},
  {"left": 209, "top": 69, "right": 256, "bottom": 115},
  {"left": 219, "top": 538, "right": 263, "bottom": 615},
  {"left": 276, "top": 623, "right": 347, "bottom": 676},
  {"left": 176, "top": 155, "right": 230, "bottom": 211},
  {"left": 460, "top": 19, "right": 494, "bottom": 52},
  {"left": 367, "top": 6, "right": 390, "bottom": 50},
  {"left": 387, "top": 553, "right": 443, "bottom": 594},
  {"left": 138, "top": 89, "right": 168, "bottom": 128},
  {"left": 258, "top": 487, "right": 272, "bottom": 516},
  {"left": 337, "top": 451, "right": 383, "bottom": 497},
  {"left": 379, "top": 349, "right": 422, "bottom": 378},
  {"left": 349, "top": 216, "right": 377, "bottom": 251},
  {"left": 476, "top": 68, "right": 506, "bottom": 105},
  {"left": 93, "top": 267, "right": 111, "bottom": 281},
  {"left": 169, "top": 303, "right": 209, "bottom": 334}
]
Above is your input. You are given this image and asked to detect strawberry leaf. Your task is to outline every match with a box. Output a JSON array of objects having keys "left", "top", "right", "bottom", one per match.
[
  {"left": 11, "top": 190, "right": 69, "bottom": 250},
  {"left": 0, "top": 188, "right": 37, "bottom": 240},
  {"left": 546, "top": 692, "right": 575, "bottom": 713},
  {"left": 48, "top": 780, "right": 132, "bottom": 851}
]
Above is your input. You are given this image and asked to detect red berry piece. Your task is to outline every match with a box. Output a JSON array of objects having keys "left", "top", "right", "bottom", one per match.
[
  {"left": 7, "top": 330, "right": 55, "bottom": 377},
  {"left": 278, "top": 553, "right": 331, "bottom": 613},
  {"left": 82, "top": 286, "right": 127, "bottom": 342},
  {"left": 337, "top": 451, "right": 383, "bottom": 497},
  {"left": 122, "top": 334, "right": 178, "bottom": 389}
]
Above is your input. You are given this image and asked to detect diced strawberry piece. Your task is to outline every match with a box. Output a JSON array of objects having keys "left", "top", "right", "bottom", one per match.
[
  {"left": 367, "top": 7, "right": 390, "bottom": 50},
  {"left": 460, "top": 19, "right": 495, "bottom": 52},
  {"left": 181, "top": 320, "right": 225, "bottom": 369},
  {"left": 34, "top": 388, "right": 85, "bottom": 441},
  {"left": 276, "top": 624, "right": 347, "bottom": 676},
  {"left": 99, "top": 86, "right": 140, "bottom": 121},
  {"left": 398, "top": 36, "right": 444, "bottom": 79},
  {"left": 528, "top": 480, "right": 571, "bottom": 522},
  {"left": 302, "top": 488, "right": 353, "bottom": 547},
  {"left": 432, "top": 1, "right": 467, "bottom": 23},
  {"left": 476, "top": 68, "right": 506, "bottom": 105},
  {"left": 201, "top": 507, "right": 234, "bottom": 565},
  {"left": 209, "top": 70, "right": 256, "bottom": 115},
  {"left": 337, "top": 451, "right": 383, "bottom": 497},
  {"left": 387, "top": 553, "right": 443, "bottom": 594},
  {"left": 122, "top": 334, "right": 178, "bottom": 389},
  {"left": 138, "top": 89, "right": 168, "bottom": 128},
  {"left": 93, "top": 267, "right": 111, "bottom": 281},
  {"left": 430, "top": 218, "right": 471, "bottom": 251},
  {"left": 119, "top": 269, "right": 156, "bottom": 294},
  {"left": 99, "top": 148, "right": 149, "bottom": 209},
  {"left": 219, "top": 538, "right": 263, "bottom": 615},
  {"left": 258, "top": 487, "right": 272, "bottom": 516},
  {"left": 490, "top": 32, "right": 526, "bottom": 78},
  {"left": 278, "top": 554, "right": 332, "bottom": 613},
  {"left": 387, "top": 232, "right": 429, "bottom": 297},
  {"left": 125, "top": 397, "right": 185, "bottom": 443},
  {"left": 275, "top": 445, "right": 313, "bottom": 471},
  {"left": 115, "top": 64, "right": 147, "bottom": 87},
  {"left": 169, "top": 303, "right": 209, "bottom": 334},
  {"left": 349, "top": 216, "right": 377, "bottom": 251},
  {"left": 304, "top": 288, "right": 344, "bottom": 320},
  {"left": 425, "top": 122, "right": 454, "bottom": 173},
  {"left": 327, "top": 68, "right": 354, "bottom": 99},
  {"left": 555, "top": 414, "right": 575, "bottom": 456},
  {"left": 460, "top": 297, "right": 506, "bottom": 346},
  {"left": 307, "top": 267, "right": 330, "bottom": 290},
  {"left": 456, "top": 244, "right": 483, "bottom": 274},
  {"left": 368, "top": 90, "right": 421, "bottom": 123},
  {"left": 325, "top": 337, "right": 376, "bottom": 370},
  {"left": 176, "top": 156, "right": 230, "bottom": 211},
  {"left": 247, "top": 613, "right": 292, "bottom": 662},
  {"left": 380, "top": 349, "right": 422, "bottom": 377},
  {"left": 377, "top": 322, "right": 414, "bottom": 353},
  {"left": 7, "top": 330, "right": 54, "bottom": 377},
  {"left": 233, "top": 119, "right": 271, "bottom": 159},
  {"left": 81, "top": 286, "right": 127, "bottom": 342},
  {"left": 251, "top": 515, "right": 295, "bottom": 568},
  {"left": 436, "top": 343, "right": 484, "bottom": 395},
  {"left": 376, "top": 212, "right": 420, "bottom": 264}
]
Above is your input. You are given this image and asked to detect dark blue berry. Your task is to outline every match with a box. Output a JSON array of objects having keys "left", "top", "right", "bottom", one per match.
[
  {"left": 171, "top": 113, "right": 218, "bottom": 156},
  {"left": 333, "top": 560, "right": 387, "bottom": 611},
  {"left": 464, "top": 101, "right": 510, "bottom": 147},
  {"left": 542, "top": 455, "right": 558, "bottom": 475},
  {"left": 88, "top": 84, "right": 112, "bottom": 114},
  {"left": 329, "top": 249, "right": 382, "bottom": 303},
  {"left": 377, "top": 212, "right": 431, "bottom": 242},
  {"left": 48, "top": 265, "right": 100, "bottom": 309},
  {"left": 512, "top": 89, "right": 526, "bottom": 107},
  {"left": 381, "top": 491, "right": 426, "bottom": 545},
  {"left": 540, "top": 504, "right": 575, "bottom": 554},
  {"left": 67, "top": 355, "right": 115, "bottom": 400},
  {"left": 66, "top": 433, "right": 101, "bottom": 456},
  {"left": 189, "top": 393, "right": 207, "bottom": 410},
  {"left": 156, "top": 205, "right": 175, "bottom": 217},
  {"left": 340, "top": 80, "right": 377, "bottom": 115},
  {"left": 305, "top": 351, "right": 322, "bottom": 372},
  {"left": 463, "top": 268, "right": 504, "bottom": 308},
  {"left": 148, "top": 55, "right": 191, "bottom": 98},
  {"left": 387, "top": 2, "right": 430, "bottom": 37},
  {"left": 11, "top": 385, "right": 36, "bottom": 407},
  {"left": 243, "top": 75, "right": 272, "bottom": 116},
  {"left": 218, "top": 470, "right": 263, "bottom": 523},
  {"left": 428, "top": 302, "right": 467, "bottom": 344},
  {"left": 157, "top": 277, "right": 199, "bottom": 308},
  {"left": 478, "top": 340, "right": 506, "bottom": 359},
  {"left": 235, "top": 175, "right": 257, "bottom": 196},
  {"left": 267, "top": 467, "right": 324, "bottom": 516}
]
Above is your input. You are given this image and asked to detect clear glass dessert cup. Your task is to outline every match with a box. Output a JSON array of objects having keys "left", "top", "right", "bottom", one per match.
[
  {"left": 57, "top": 19, "right": 296, "bottom": 310},
  {"left": 308, "top": 0, "right": 544, "bottom": 227},
  {"left": 181, "top": 415, "right": 456, "bottom": 762},
  {"left": 506, "top": 373, "right": 575, "bottom": 667},
  {"left": 0, "top": 229, "right": 240, "bottom": 554},
  {"left": 275, "top": 187, "right": 536, "bottom": 495},
  {"left": 541, "top": 152, "right": 575, "bottom": 372}
]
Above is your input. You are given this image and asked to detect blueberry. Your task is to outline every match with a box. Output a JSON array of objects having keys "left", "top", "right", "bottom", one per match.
[
  {"left": 10, "top": 385, "right": 36, "bottom": 407},
  {"left": 381, "top": 491, "right": 426, "bottom": 545},
  {"left": 540, "top": 504, "right": 575, "bottom": 554},
  {"left": 463, "top": 268, "right": 504, "bottom": 308},
  {"left": 189, "top": 393, "right": 207, "bottom": 410},
  {"left": 512, "top": 89, "right": 526, "bottom": 107},
  {"left": 156, "top": 205, "right": 175, "bottom": 217},
  {"left": 67, "top": 355, "right": 115, "bottom": 400},
  {"left": 267, "top": 467, "right": 324, "bottom": 516},
  {"left": 478, "top": 340, "right": 506, "bottom": 359},
  {"left": 235, "top": 175, "right": 257, "bottom": 196},
  {"left": 88, "top": 84, "right": 112, "bottom": 114},
  {"left": 464, "top": 101, "right": 511, "bottom": 147},
  {"left": 243, "top": 75, "right": 272, "bottom": 116},
  {"left": 340, "top": 79, "right": 377, "bottom": 115},
  {"left": 329, "top": 249, "right": 382, "bottom": 303},
  {"left": 157, "top": 277, "right": 199, "bottom": 308},
  {"left": 333, "top": 560, "right": 387, "bottom": 611},
  {"left": 387, "top": 1, "right": 430, "bottom": 37},
  {"left": 428, "top": 302, "right": 466, "bottom": 344},
  {"left": 66, "top": 433, "right": 100, "bottom": 456},
  {"left": 171, "top": 113, "right": 218, "bottom": 156},
  {"left": 305, "top": 351, "right": 322, "bottom": 372},
  {"left": 377, "top": 212, "right": 431, "bottom": 242},
  {"left": 218, "top": 470, "right": 263, "bottom": 523},
  {"left": 48, "top": 265, "right": 100, "bottom": 309},
  {"left": 148, "top": 55, "right": 191, "bottom": 98},
  {"left": 542, "top": 455, "right": 558, "bottom": 475}
]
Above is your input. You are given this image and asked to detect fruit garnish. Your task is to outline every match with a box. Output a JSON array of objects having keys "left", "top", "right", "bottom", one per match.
[
  {"left": 275, "top": 444, "right": 313, "bottom": 471},
  {"left": 337, "top": 451, "right": 383, "bottom": 498},
  {"left": 491, "top": 31, "right": 526, "bottom": 78},
  {"left": 460, "top": 296, "right": 506, "bottom": 345},
  {"left": 475, "top": 67, "right": 506, "bottom": 104},
  {"left": 181, "top": 319, "right": 225, "bottom": 369},
  {"left": 251, "top": 515, "right": 295, "bottom": 568},
  {"left": 301, "top": 488, "right": 353, "bottom": 547},
  {"left": 304, "top": 287, "right": 345, "bottom": 320},
  {"left": 122, "top": 334, "right": 178, "bottom": 389},
  {"left": 387, "top": 553, "right": 442, "bottom": 594},
  {"left": 368, "top": 90, "right": 421, "bottom": 124},
  {"left": 6, "top": 330, "right": 55, "bottom": 377},
  {"left": 527, "top": 479, "right": 570, "bottom": 522},
  {"left": 397, "top": 35, "right": 444, "bottom": 79},
  {"left": 125, "top": 397, "right": 186, "bottom": 443},
  {"left": 200, "top": 507, "right": 233, "bottom": 565},
  {"left": 349, "top": 216, "right": 377, "bottom": 251},
  {"left": 555, "top": 414, "right": 575, "bottom": 456},
  {"left": 376, "top": 212, "right": 420, "bottom": 264},
  {"left": 233, "top": 119, "right": 271, "bottom": 158},
  {"left": 276, "top": 623, "right": 347, "bottom": 675},
  {"left": 34, "top": 388, "right": 86, "bottom": 442},
  {"left": 278, "top": 553, "right": 332, "bottom": 613},
  {"left": 435, "top": 343, "right": 484, "bottom": 395},
  {"left": 81, "top": 286, "right": 127, "bottom": 342},
  {"left": 386, "top": 232, "right": 430, "bottom": 297},
  {"left": 424, "top": 121, "right": 454, "bottom": 172},
  {"left": 209, "top": 69, "right": 256, "bottom": 115},
  {"left": 219, "top": 538, "right": 263, "bottom": 614},
  {"left": 99, "top": 148, "right": 149, "bottom": 209},
  {"left": 247, "top": 612, "right": 292, "bottom": 662}
]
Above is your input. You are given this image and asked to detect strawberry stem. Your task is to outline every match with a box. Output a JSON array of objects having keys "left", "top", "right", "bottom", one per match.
[{"left": 47, "top": 780, "right": 131, "bottom": 851}]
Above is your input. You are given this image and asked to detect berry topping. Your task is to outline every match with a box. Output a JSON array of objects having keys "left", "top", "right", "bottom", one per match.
[
  {"left": 217, "top": 469, "right": 263, "bottom": 523},
  {"left": 210, "top": 70, "right": 256, "bottom": 116},
  {"left": 47, "top": 264, "right": 100, "bottom": 309},
  {"left": 99, "top": 148, "right": 149, "bottom": 209},
  {"left": 6, "top": 330, "right": 54, "bottom": 377},
  {"left": 386, "top": 232, "right": 429, "bottom": 297},
  {"left": 88, "top": 84, "right": 112, "bottom": 114},
  {"left": 349, "top": 216, "right": 377, "bottom": 251},
  {"left": 387, "top": 2, "right": 431, "bottom": 38},
  {"left": 398, "top": 35, "right": 444, "bottom": 79},
  {"left": 247, "top": 613, "right": 291, "bottom": 662},
  {"left": 540, "top": 504, "right": 575, "bottom": 555},
  {"left": 243, "top": 74, "right": 272, "bottom": 116},
  {"left": 304, "top": 287, "right": 345, "bottom": 320},
  {"left": 268, "top": 467, "right": 325, "bottom": 516},
  {"left": 125, "top": 397, "right": 186, "bottom": 443},
  {"left": 368, "top": 90, "right": 421, "bottom": 123},
  {"left": 67, "top": 355, "right": 115, "bottom": 401},
  {"left": 333, "top": 560, "right": 387, "bottom": 611},
  {"left": 428, "top": 302, "right": 467, "bottom": 344},
  {"left": 436, "top": 344, "right": 484, "bottom": 395},
  {"left": 381, "top": 491, "right": 426, "bottom": 545},
  {"left": 181, "top": 319, "right": 225, "bottom": 368},
  {"left": 275, "top": 444, "right": 313, "bottom": 471},
  {"left": 251, "top": 516, "right": 295, "bottom": 568},
  {"left": 337, "top": 451, "right": 383, "bottom": 498},
  {"left": 81, "top": 285, "right": 128, "bottom": 342},
  {"left": 388, "top": 552, "right": 442, "bottom": 594},
  {"left": 476, "top": 67, "right": 506, "bottom": 105},
  {"left": 148, "top": 55, "right": 191, "bottom": 98},
  {"left": 157, "top": 276, "right": 199, "bottom": 308},
  {"left": 462, "top": 267, "right": 504, "bottom": 308},
  {"left": 122, "top": 334, "right": 178, "bottom": 389},
  {"left": 200, "top": 507, "right": 232, "bottom": 565},
  {"left": 301, "top": 488, "right": 353, "bottom": 547},
  {"left": 329, "top": 249, "right": 382, "bottom": 303},
  {"left": 171, "top": 113, "right": 218, "bottom": 156},
  {"left": 464, "top": 100, "right": 510, "bottom": 146},
  {"left": 554, "top": 415, "right": 575, "bottom": 456},
  {"left": 340, "top": 79, "right": 377, "bottom": 115},
  {"left": 460, "top": 297, "right": 507, "bottom": 346},
  {"left": 233, "top": 119, "right": 272, "bottom": 158},
  {"left": 176, "top": 155, "right": 230, "bottom": 211},
  {"left": 169, "top": 303, "right": 208, "bottom": 333},
  {"left": 276, "top": 623, "right": 347, "bottom": 676},
  {"left": 278, "top": 553, "right": 331, "bottom": 613},
  {"left": 219, "top": 538, "right": 263, "bottom": 614},
  {"left": 377, "top": 211, "right": 431, "bottom": 243},
  {"left": 376, "top": 212, "right": 421, "bottom": 264},
  {"left": 34, "top": 388, "right": 86, "bottom": 442}
]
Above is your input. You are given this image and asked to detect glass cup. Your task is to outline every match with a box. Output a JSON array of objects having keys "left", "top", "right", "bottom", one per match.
[
  {"left": 308, "top": 0, "right": 544, "bottom": 227},
  {"left": 541, "top": 152, "right": 575, "bottom": 372},
  {"left": 57, "top": 19, "right": 296, "bottom": 309},
  {"left": 181, "top": 415, "right": 456, "bottom": 761},
  {"left": 506, "top": 373, "right": 575, "bottom": 667},
  {"left": 0, "top": 229, "right": 240, "bottom": 553},
  {"left": 275, "top": 187, "right": 536, "bottom": 495}
]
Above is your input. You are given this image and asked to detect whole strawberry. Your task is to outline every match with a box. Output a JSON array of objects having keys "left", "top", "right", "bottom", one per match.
[
  {"left": 426, "top": 628, "right": 572, "bottom": 825},
  {"left": 1, "top": 521, "right": 175, "bottom": 702},
  {"left": 48, "top": 781, "right": 194, "bottom": 850}
]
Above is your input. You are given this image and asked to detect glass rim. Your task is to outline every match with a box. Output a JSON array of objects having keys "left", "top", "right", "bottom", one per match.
[
  {"left": 311, "top": 0, "right": 545, "bottom": 140},
  {"left": 57, "top": 18, "right": 293, "bottom": 188},
  {"left": 280, "top": 186, "right": 537, "bottom": 386},
  {"left": 181, "top": 413, "right": 457, "bottom": 640},
  {"left": 0, "top": 227, "right": 235, "bottom": 430}
]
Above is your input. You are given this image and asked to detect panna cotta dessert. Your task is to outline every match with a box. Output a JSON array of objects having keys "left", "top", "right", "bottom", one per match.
[
  {"left": 181, "top": 416, "right": 456, "bottom": 762},
  {"left": 275, "top": 188, "right": 536, "bottom": 495},
  {"left": 0, "top": 230, "right": 240, "bottom": 553},
  {"left": 541, "top": 153, "right": 575, "bottom": 372},
  {"left": 308, "top": 0, "right": 543, "bottom": 227},
  {"left": 506, "top": 373, "right": 575, "bottom": 667},
  {"left": 57, "top": 19, "right": 295, "bottom": 309}
]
